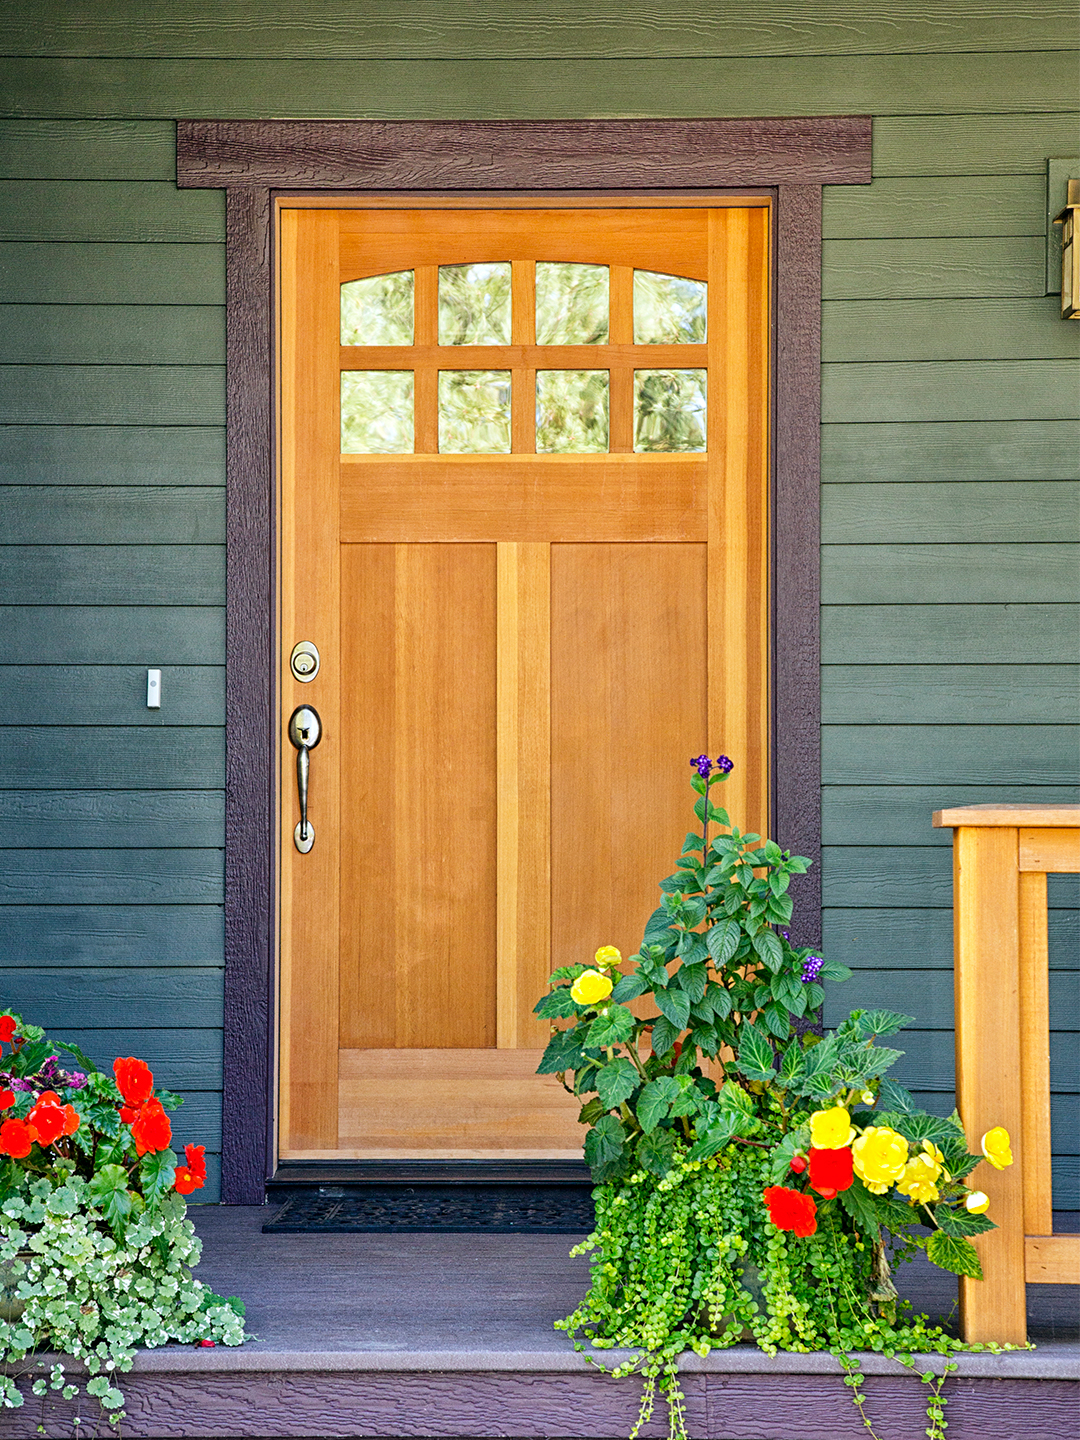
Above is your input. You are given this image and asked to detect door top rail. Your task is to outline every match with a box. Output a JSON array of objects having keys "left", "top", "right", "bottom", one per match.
[{"left": 933, "top": 803, "right": 1080, "bottom": 829}]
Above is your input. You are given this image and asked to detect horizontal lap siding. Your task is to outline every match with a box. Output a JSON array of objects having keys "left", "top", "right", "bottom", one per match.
[{"left": 0, "top": 1, "right": 1077, "bottom": 1206}]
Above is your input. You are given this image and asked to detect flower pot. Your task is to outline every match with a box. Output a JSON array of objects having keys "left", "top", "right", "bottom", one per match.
[{"left": 0, "top": 1253, "right": 32, "bottom": 1323}]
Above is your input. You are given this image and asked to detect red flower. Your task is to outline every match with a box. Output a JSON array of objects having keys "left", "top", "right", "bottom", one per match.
[
  {"left": 174, "top": 1143, "right": 207, "bottom": 1195},
  {"left": 184, "top": 1144, "right": 207, "bottom": 1181},
  {"left": 788, "top": 1154, "right": 807, "bottom": 1174},
  {"left": 0, "top": 1016, "right": 15, "bottom": 1045},
  {"left": 119, "top": 1105, "right": 140, "bottom": 1124},
  {"left": 28, "top": 1094, "right": 65, "bottom": 1146},
  {"left": 113, "top": 1057, "right": 154, "bottom": 1107},
  {"left": 763, "top": 1185, "right": 818, "bottom": 1237},
  {"left": 131, "top": 1097, "right": 171, "bottom": 1156},
  {"left": 0, "top": 1090, "right": 14, "bottom": 1111},
  {"left": 0, "top": 1117, "right": 36, "bottom": 1158},
  {"left": 809, "top": 1145, "right": 855, "bottom": 1199}
]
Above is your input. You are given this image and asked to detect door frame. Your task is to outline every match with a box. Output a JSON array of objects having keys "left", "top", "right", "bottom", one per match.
[{"left": 176, "top": 117, "right": 872, "bottom": 1203}]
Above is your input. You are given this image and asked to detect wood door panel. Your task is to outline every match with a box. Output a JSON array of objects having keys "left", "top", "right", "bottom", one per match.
[
  {"left": 550, "top": 543, "right": 709, "bottom": 971},
  {"left": 339, "top": 543, "right": 498, "bottom": 1051},
  {"left": 340, "top": 455, "right": 708, "bottom": 544}
]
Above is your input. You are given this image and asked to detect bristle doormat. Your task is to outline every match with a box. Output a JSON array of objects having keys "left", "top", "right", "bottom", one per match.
[{"left": 263, "top": 1184, "right": 596, "bottom": 1233}]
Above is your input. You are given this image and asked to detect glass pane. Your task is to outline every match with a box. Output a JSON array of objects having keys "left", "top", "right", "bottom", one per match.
[
  {"left": 634, "top": 271, "right": 707, "bottom": 344},
  {"left": 340, "top": 271, "right": 414, "bottom": 346},
  {"left": 634, "top": 369, "right": 707, "bottom": 453},
  {"left": 439, "top": 370, "right": 512, "bottom": 453},
  {"left": 535, "top": 262, "right": 609, "bottom": 344},
  {"left": 438, "top": 263, "right": 512, "bottom": 345},
  {"left": 341, "top": 371, "right": 414, "bottom": 454},
  {"left": 536, "top": 370, "right": 609, "bottom": 453}
]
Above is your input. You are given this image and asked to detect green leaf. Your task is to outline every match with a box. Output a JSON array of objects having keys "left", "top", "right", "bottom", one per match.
[
  {"left": 54, "top": 1039, "right": 100, "bottom": 1075},
  {"left": 878, "top": 1110, "right": 964, "bottom": 1149},
  {"left": 610, "top": 973, "right": 648, "bottom": 1003},
  {"left": 649, "top": 1016, "right": 682, "bottom": 1059},
  {"left": 584, "top": 1115, "right": 631, "bottom": 1182},
  {"left": 669, "top": 1081, "right": 701, "bottom": 1119},
  {"left": 718, "top": 1080, "right": 756, "bottom": 1117},
  {"left": 654, "top": 986, "right": 691, "bottom": 1031},
  {"left": 587, "top": 1004, "right": 635, "bottom": 1047},
  {"left": 877, "top": 1078, "right": 918, "bottom": 1113},
  {"left": 88, "top": 1163, "right": 133, "bottom": 1235},
  {"left": 533, "top": 987, "right": 579, "bottom": 1019},
  {"left": 873, "top": 1193, "right": 920, "bottom": 1233},
  {"left": 707, "top": 983, "right": 734, "bottom": 1021},
  {"left": 706, "top": 920, "right": 741, "bottom": 966},
  {"left": 687, "top": 1114, "right": 744, "bottom": 1162},
  {"left": 637, "top": 1077, "right": 680, "bottom": 1133},
  {"left": 777, "top": 1039, "right": 806, "bottom": 1087},
  {"left": 927, "top": 1230, "right": 983, "bottom": 1279},
  {"left": 577, "top": 1097, "right": 605, "bottom": 1126},
  {"left": 736, "top": 1021, "right": 776, "bottom": 1083},
  {"left": 536, "top": 1028, "right": 586, "bottom": 1074},
  {"left": 837, "top": 1178, "right": 880, "bottom": 1237},
  {"left": 675, "top": 963, "right": 707, "bottom": 1002},
  {"left": 761, "top": 1002, "right": 791, "bottom": 1039},
  {"left": 642, "top": 905, "right": 676, "bottom": 946},
  {"left": 751, "top": 929, "right": 784, "bottom": 973},
  {"left": 819, "top": 959, "right": 852, "bottom": 982},
  {"left": 596, "top": 1058, "right": 639, "bottom": 1111},
  {"left": 139, "top": 1148, "right": 177, "bottom": 1207},
  {"left": 637, "top": 1128, "right": 677, "bottom": 1178},
  {"left": 933, "top": 1203, "right": 996, "bottom": 1238},
  {"left": 766, "top": 1130, "right": 805, "bottom": 1183},
  {"left": 857, "top": 1009, "right": 914, "bottom": 1038}
]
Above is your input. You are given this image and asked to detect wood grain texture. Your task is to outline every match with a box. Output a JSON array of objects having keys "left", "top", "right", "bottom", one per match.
[
  {"left": 1020, "top": 871, "right": 1054, "bottom": 1236},
  {"left": 8, "top": 1, "right": 1074, "bottom": 58},
  {"left": 0, "top": 425, "right": 224, "bottom": 486},
  {"left": 1021, "top": 828, "right": 1080, "bottom": 872},
  {"left": 0, "top": 180, "right": 224, "bottom": 242},
  {"left": 824, "top": 906, "right": 1078, "bottom": 973},
  {"left": 340, "top": 455, "right": 707, "bottom": 544},
  {"left": 823, "top": 360, "right": 1078, "bottom": 424},
  {"left": 220, "top": 185, "right": 274, "bottom": 1201},
  {"left": 821, "top": 604, "right": 1080, "bottom": 665},
  {"left": 0, "top": 487, "right": 224, "bottom": 543},
  {"left": 822, "top": 726, "right": 1080, "bottom": 787},
  {"left": 822, "top": 299, "right": 1080, "bottom": 363},
  {"left": 0, "top": 364, "right": 224, "bottom": 426},
  {"left": 52, "top": 1028, "right": 222, "bottom": 1090},
  {"left": 815, "top": 962, "right": 1079, "bottom": 1032},
  {"left": 822, "top": 420, "right": 1080, "bottom": 484},
  {"left": 0, "top": 787, "right": 223, "bottom": 845},
  {"left": 0, "top": 606, "right": 224, "bottom": 664},
  {"left": 951, "top": 824, "right": 1027, "bottom": 1343},
  {"left": 823, "top": 175, "right": 1049, "bottom": 241},
  {"left": 4, "top": 50, "right": 1074, "bottom": 120},
  {"left": 773, "top": 184, "right": 823, "bottom": 944},
  {"left": 822, "top": 236, "right": 1046, "bottom": 300},
  {"left": 1026, "top": 1233, "right": 1080, "bottom": 1283},
  {"left": 0, "top": 303, "right": 224, "bottom": 364},
  {"left": 936, "top": 805, "right": 1080, "bottom": 828},
  {"left": 872, "top": 113, "right": 1080, "bottom": 177},
  {"left": 0, "top": 547, "right": 224, "bottom": 606},
  {"left": 0, "top": 120, "right": 178, "bottom": 179},
  {"left": 822, "top": 543, "right": 1080, "bottom": 605},
  {"left": 824, "top": 784, "right": 1080, "bottom": 845},
  {"left": 0, "top": 241, "right": 224, "bottom": 304},
  {"left": 822, "top": 667, "right": 1080, "bottom": 726},
  {"left": 177, "top": 118, "right": 872, "bottom": 188},
  {"left": 822, "top": 846, "right": 1079, "bottom": 911},
  {"left": 0, "top": 849, "right": 222, "bottom": 906},
  {"left": 0, "top": 905, "right": 223, "bottom": 967},
  {"left": 822, "top": 482, "right": 1080, "bottom": 544},
  {"left": 0, "top": 966, "right": 223, "bottom": 1029},
  {"left": 0, "top": 727, "right": 222, "bottom": 789},
  {"left": 496, "top": 542, "right": 551, "bottom": 1049}
]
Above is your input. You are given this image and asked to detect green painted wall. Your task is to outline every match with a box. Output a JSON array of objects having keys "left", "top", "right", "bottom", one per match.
[{"left": 0, "top": 1, "right": 1077, "bottom": 1206}]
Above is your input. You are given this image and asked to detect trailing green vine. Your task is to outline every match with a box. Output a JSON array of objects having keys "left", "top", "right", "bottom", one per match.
[{"left": 538, "top": 757, "right": 1021, "bottom": 1440}]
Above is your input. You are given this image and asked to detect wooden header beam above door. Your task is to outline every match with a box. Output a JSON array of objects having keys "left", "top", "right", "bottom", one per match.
[{"left": 176, "top": 116, "right": 873, "bottom": 1203}]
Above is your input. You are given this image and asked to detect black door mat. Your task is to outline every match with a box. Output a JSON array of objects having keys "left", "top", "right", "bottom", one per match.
[{"left": 263, "top": 1183, "right": 596, "bottom": 1233}]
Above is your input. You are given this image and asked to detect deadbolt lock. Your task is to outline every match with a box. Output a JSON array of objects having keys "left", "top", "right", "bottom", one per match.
[{"left": 290, "top": 640, "right": 320, "bottom": 682}]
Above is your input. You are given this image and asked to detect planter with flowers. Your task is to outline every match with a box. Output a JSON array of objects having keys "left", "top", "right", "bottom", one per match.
[
  {"left": 536, "top": 757, "right": 1018, "bottom": 1440},
  {"left": 0, "top": 1015, "right": 245, "bottom": 1425}
]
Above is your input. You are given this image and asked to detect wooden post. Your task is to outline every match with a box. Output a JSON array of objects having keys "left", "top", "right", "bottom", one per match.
[{"left": 952, "top": 824, "right": 1027, "bottom": 1344}]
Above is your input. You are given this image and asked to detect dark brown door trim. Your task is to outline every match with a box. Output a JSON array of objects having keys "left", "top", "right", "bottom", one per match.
[{"left": 176, "top": 117, "right": 872, "bottom": 1203}]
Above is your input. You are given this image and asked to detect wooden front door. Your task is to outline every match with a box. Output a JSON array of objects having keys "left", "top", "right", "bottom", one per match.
[{"left": 277, "top": 201, "right": 769, "bottom": 1159}]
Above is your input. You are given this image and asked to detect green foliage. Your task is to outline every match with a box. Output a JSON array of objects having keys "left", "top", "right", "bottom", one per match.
[{"left": 927, "top": 1230, "right": 983, "bottom": 1279}]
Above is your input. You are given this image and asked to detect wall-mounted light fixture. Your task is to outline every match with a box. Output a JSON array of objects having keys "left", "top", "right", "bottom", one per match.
[{"left": 1053, "top": 178, "right": 1079, "bottom": 319}]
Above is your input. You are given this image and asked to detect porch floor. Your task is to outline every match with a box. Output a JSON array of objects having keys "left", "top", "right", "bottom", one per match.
[{"left": 4, "top": 1205, "right": 1076, "bottom": 1439}]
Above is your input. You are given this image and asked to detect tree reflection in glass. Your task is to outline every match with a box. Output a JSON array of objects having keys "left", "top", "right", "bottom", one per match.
[
  {"left": 439, "top": 371, "right": 512, "bottom": 453},
  {"left": 340, "top": 271, "right": 414, "bottom": 346},
  {"left": 535, "top": 263, "right": 609, "bottom": 345},
  {"left": 438, "top": 263, "right": 512, "bottom": 345},
  {"left": 634, "top": 271, "right": 707, "bottom": 344},
  {"left": 341, "top": 371, "right": 414, "bottom": 453},
  {"left": 535, "top": 371, "right": 609, "bottom": 453},
  {"left": 634, "top": 369, "right": 707, "bottom": 452}
]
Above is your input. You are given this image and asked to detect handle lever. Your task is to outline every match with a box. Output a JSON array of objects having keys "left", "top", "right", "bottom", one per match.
[{"left": 287, "top": 705, "right": 322, "bottom": 853}]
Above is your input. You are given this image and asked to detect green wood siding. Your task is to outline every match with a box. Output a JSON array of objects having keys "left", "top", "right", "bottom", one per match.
[{"left": 1, "top": 0, "right": 1076, "bottom": 1206}]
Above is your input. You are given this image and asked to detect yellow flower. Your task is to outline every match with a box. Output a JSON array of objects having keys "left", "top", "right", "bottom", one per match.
[
  {"left": 571, "top": 970, "right": 614, "bottom": 1006},
  {"left": 594, "top": 946, "right": 622, "bottom": 970},
  {"left": 861, "top": 1091, "right": 876, "bottom": 1106},
  {"left": 809, "top": 1105, "right": 856, "bottom": 1150},
  {"left": 895, "top": 1153, "right": 940, "bottom": 1205},
  {"left": 981, "top": 1126, "right": 1013, "bottom": 1170},
  {"left": 965, "top": 1190, "right": 991, "bottom": 1215},
  {"left": 851, "top": 1126, "right": 909, "bottom": 1194}
]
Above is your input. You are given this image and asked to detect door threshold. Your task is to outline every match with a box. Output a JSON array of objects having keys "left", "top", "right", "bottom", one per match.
[{"left": 267, "top": 1158, "right": 591, "bottom": 1195}]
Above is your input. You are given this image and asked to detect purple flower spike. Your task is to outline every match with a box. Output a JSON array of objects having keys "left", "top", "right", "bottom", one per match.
[
  {"left": 715, "top": 755, "right": 734, "bottom": 774},
  {"left": 691, "top": 754, "right": 713, "bottom": 778},
  {"left": 801, "top": 955, "right": 824, "bottom": 983},
  {"left": 65, "top": 1071, "right": 87, "bottom": 1090}
]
